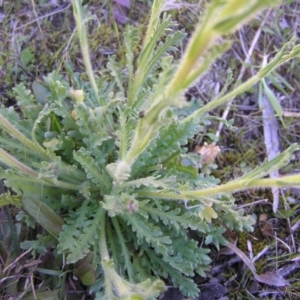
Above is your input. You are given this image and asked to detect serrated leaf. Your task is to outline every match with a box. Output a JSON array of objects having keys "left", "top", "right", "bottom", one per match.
[
  {"left": 13, "top": 82, "right": 41, "bottom": 120},
  {"left": 123, "top": 214, "right": 171, "bottom": 255},
  {"left": 141, "top": 203, "right": 209, "bottom": 233},
  {"left": 198, "top": 207, "right": 218, "bottom": 223},
  {"left": 73, "top": 148, "right": 111, "bottom": 193},
  {"left": 107, "top": 56, "right": 126, "bottom": 97},
  {"left": 120, "top": 175, "right": 176, "bottom": 190},
  {"left": 0, "top": 192, "right": 22, "bottom": 207},
  {"left": 58, "top": 204, "right": 102, "bottom": 264},
  {"left": 205, "top": 227, "right": 227, "bottom": 250},
  {"left": 106, "top": 161, "right": 131, "bottom": 185},
  {"left": 146, "top": 250, "right": 201, "bottom": 297}
]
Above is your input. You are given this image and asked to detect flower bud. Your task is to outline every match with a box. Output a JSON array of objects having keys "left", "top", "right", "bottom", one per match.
[{"left": 70, "top": 89, "right": 85, "bottom": 105}]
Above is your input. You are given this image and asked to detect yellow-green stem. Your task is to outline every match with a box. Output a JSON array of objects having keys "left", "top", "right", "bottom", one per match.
[
  {"left": 71, "top": 0, "right": 100, "bottom": 103},
  {"left": 137, "top": 175, "right": 300, "bottom": 201}
]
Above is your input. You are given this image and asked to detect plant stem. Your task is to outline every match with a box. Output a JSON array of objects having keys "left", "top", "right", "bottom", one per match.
[
  {"left": 182, "top": 42, "right": 300, "bottom": 123},
  {"left": 125, "top": 122, "right": 156, "bottom": 166},
  {"left": 71, "top": 0, "right": 101, "bottom": 103},
  {"left": 137, "top": 174, "right": 300, "bottom": 201},
  {"left": 98, "top": 210, "right": 113, "bottom": 297},
  {"left": 0, "top": 148, "right": 39, "bottom": 177},
  {"left": 0, "top": 148, "right": 80, "bottom": 191},
  {"left": 111, "top": 217, "right": 134, "bottom": 282},
  {"left": 0, "top": 114, "right": 47, "bottom": 159},
  {"left": 99, "top": 211, "right": 129, "bottom": 297},
  {"left": 1, "top": 182, "right": 20, "bottom": 257},
  {"left": 0, "top": 114, "right": 86, "bottom": 182}
]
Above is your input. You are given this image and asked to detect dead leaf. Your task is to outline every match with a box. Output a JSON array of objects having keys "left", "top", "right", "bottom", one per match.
[
  {"left": 278, "top": 261, "right": 300, "bottom": 277},
  {"left": 259, "top": 213, "right": 268, "bottom": 223},
  {"left": 218, "top": 246, "right": 235, "bottom": 255},
  {"left": 258, "top": 214, "right": 273, "bottom": 237},
  {"left": 194, "top": 142, "right": 220, "bottom": 165},
  {"left": 114, "top": 0, "right": 131, "bottom": 8},
  {"left": 226, "top": 242, "right": 256, "bottom": 273},
  {"left": 260, "top": 220, "right": 274, "bottom": 237},
  {"left": 0, "top": 12, "right": 5, "bottom": 23},
  {"left": 291, "top": 255, "right": 300, "bottom": 262},
  {"left": 226, "top": 242, "right": 289, "bottom": 287},
  {"left": 163, "top": 0, "right": 185, "bottom": 11},
  {"left": 253, "top": 271, "right": 289, "bottom": 287},
  {"left": 113, "top": 3, "right": 129, "bottom": 24},
  {"left": 260, "top": 95, "right": 280, "bottom": 212},
  {"left": 282, "top": 110, "right": 300, "bottom": 117}
]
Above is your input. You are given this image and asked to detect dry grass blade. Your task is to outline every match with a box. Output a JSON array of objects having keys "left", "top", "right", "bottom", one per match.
[
  {"left": 282, "top": 110, "right": 300, "bottom": 117},
  {"left": 253, "top": 271, "right": 289, "bottom": 287},
  {"left": 226, "top": 242, "right": 256, "bottom": 273},
  {"left": 3, "top": 248, "right": 33, "bottom": 273},
  {"left": 259, "top": 93, "right": 280, "bottom": 212},
  {"left": 114, "top": 0, "right": 131, "bottom": 8},
  {"left": 227, "top": 242, "right": 290, "bottom": 287},
  {"left": 215, "top": 10, "right": 270, "bottom": 140},
  {"left": 162, "top": 0, "right": 195, "bottom": 11},
  {"left": 16, "top": 3, "right": 71, "bottom": 30}
]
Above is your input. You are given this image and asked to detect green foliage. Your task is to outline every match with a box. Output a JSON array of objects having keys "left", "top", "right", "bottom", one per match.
[
  {"left": 58, "top": 203, "right": 101, "bottom": 263},
  {"left": 0, "top": 191, "right": 22, "bottom": 207},
  {"left": 20, "top": 48, "right": 35, "bottom": 66},
  {"left": 0, "top": 0, "right": 300, "bottom": 299}
]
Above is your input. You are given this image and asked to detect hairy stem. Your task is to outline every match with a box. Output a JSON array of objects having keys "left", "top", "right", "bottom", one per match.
[
  {"left": 71, "top": 0, "right": 101, "bottom": 103},
  {"left": 137, "top": 175, "right": 300, "bottom": 202}
]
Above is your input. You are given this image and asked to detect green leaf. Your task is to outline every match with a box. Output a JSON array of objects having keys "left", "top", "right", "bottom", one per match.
[
  {"left": 1, "top": 1, "right": 299, "bottom": 299},
  {"left": 58, "top": 204, "right": 102, "bottom": 264},
  {"left": 123, "top": 213, "right": 171, "bottom": 254},
  {"left": 20, "top": 48, "right": 34, "bottom": 66},
  {"left": 13, "top": 82, "right": 41, "bottom": 120},
  {"left": 266, "top": 73, "right": 293, "bottom": 99},
  {"left": 22, "top": 290, "right": 60, "bottom": 300},
  {"left": 205, "top": 227, "right": 227, "bottom": 250},
  {"left": 74, "top": 263, "right": 97, "bottom": 286},
  {"left": 75, "top": 104, "right": 111, "bottom": 149},
  {"left": 107, "top": 56, "right": 126, "bottom": 98},
  {"left": 20, "top": 234, "right": 54, "bottom": 255},
  {"left": 32, "top": 81, "right": 51, "bottom": 104},
  {"left": 146, "top": 249, "right": 202, "bottom": 297},
  {"left": 107, "top": 161, "right": 132, "bottom": 185},
  {"left": 140, "top": 202, "right": 209, "bottom": 233},
  {"left": 180, "top": 41, "right": 231, "bottom": 93},
  {"left": 213, "top": 0, "right": 280, "bottom": 34},
  {"left": 115, "top": 105, "right": 136, "bottom": 160},
  {"left": 261, "top": 78, "right": 286, "bottom": 128},
  {"left": 274, "top": 206, "right": 299, "bottom": 219},
  {"left": 236, "top": 143, "right": 299, "bottom": 182},
  {"left": 198, "top": 206, "right": 218, "bottom": 223},
  {"left": 73, "top": 147, "right": 111, "bottom": 194},
  {"left": 142, "top": 0, "right": 166, "bottom": 48},
  {"left": 0, "top": 192, "right": 22, "bottom": 207},
  {"left": 22, "top": 197, "right": 64, "bottom": 238},
  {"left": 120, "top": 176, "right": 177, "bottom": 190}
]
